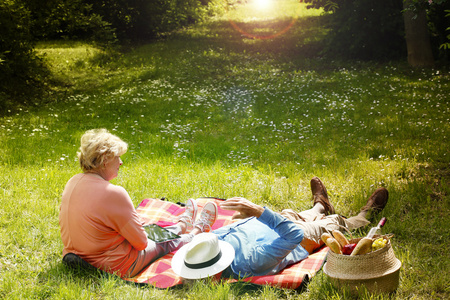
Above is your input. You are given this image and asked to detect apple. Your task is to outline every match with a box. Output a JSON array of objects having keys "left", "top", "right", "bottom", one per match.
[{"left": 342, "top": 243, "right": 357, "bottom": 255}]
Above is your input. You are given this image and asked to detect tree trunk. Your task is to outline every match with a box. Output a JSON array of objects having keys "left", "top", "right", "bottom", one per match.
[{"left": 403, "top": 0, "right": 434, "bottom": 67}]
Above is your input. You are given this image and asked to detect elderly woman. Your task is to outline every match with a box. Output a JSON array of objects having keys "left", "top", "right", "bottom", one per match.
[{"left": 59, "top": 129, "right": 217, "bottom": 277}]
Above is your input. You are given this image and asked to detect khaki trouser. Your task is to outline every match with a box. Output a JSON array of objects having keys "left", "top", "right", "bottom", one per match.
[{"left": 280, "top": 208, "right": 370, "bottom": 254}]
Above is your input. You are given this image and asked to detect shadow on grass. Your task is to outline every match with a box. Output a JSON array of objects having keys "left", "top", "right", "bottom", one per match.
[
  {"left": 109, "top": 15, "right": 330, "bottom": 75},
  {"left": 42, "top": 255, "right": 304, "bottom": 297}
]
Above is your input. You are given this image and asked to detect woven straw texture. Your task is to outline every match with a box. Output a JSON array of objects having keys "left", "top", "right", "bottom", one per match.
[
  {"left": 323, "top": 236, "right": 401, "bottom": 293},
  {"left": 324, "top": 237, "right": 401, "bottom": 280}
]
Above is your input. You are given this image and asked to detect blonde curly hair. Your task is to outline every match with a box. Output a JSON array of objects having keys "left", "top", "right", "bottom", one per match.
[{"left": 77, "top": 129, "right": 128, "bottom": 172}]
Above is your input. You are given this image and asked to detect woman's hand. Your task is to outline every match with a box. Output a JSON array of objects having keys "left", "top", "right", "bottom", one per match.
[{"left": 220, "top": 197, "right": 265, "bottom": 220}]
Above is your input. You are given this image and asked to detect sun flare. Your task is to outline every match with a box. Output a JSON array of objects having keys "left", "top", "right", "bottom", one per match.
[{"left": 253, "top": 0, "right": 272, "bottom": 10}]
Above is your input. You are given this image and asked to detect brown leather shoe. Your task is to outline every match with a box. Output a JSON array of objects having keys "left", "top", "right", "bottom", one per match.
[
  {"left": 310, "top": 177, "right": 335, "bottom": 215},
  {"left": 360, "top": 187, "right": 389, "bottom": 214}
]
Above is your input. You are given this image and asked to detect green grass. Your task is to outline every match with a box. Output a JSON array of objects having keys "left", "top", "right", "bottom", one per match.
[{"left": 1, "top": 0, "right": 449, "bottom": 299}]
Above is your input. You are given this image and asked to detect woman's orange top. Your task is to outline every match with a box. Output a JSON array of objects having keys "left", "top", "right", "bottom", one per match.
[{"left": 59, "top": 173, "right": 148, "bottom": 276}]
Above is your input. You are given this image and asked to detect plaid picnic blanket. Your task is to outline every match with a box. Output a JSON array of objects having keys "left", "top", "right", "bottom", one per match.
[{"left": 125, "top": 198, "right": 329, "bottom": 290}]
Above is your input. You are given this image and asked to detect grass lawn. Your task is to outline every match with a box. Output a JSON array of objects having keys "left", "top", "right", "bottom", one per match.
[{"left": 1, "top": 0, "right": 449, "bottom": 299}]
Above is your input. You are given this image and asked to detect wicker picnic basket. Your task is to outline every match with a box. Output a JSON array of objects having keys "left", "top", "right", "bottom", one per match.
[{"left": 323, "top": 236, "right": 401, "bottom": 294}]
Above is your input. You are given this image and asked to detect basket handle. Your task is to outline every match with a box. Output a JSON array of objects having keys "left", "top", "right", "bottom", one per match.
[{"left": 324, "top": 224, "right": 354, "bottom": 240}]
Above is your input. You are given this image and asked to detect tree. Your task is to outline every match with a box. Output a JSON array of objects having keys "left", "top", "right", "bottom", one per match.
[
  {"left": 303, "top": 0, "right": 406, "bottom": 61},
  {"left": 403, "top": 0, "right": 434, "bottom": 67},
  {"left": 25, "top": 0, "right": 116, "bottom": 43},
  {"left": 0, "top": 0, "right": 48, "bottom": 111},
  {"left": 303, "top": 0, "right": 449, "bottom": 66}
]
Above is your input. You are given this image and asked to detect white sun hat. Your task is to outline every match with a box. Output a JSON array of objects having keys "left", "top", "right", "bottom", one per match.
[{"left": 171, "top": 232, "right": 235, "bottom": 279}]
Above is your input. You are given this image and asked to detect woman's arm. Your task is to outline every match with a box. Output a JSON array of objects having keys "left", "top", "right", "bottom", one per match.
[{"left": 106, "top": 185, "right": 148, "bottom": 250}]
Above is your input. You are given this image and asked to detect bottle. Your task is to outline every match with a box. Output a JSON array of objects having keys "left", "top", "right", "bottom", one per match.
[{"left": 366, "top": 217, "right": 387, "bottom": 238}]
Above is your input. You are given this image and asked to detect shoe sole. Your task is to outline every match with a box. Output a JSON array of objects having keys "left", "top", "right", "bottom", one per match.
[{"left": 196, "top": 202, "right": 218, "bottom": 232}]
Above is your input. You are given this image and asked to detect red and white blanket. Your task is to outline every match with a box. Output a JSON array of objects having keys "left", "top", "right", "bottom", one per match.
[{"left": 125, "top": 197, "right": 328, "bottom": 290}]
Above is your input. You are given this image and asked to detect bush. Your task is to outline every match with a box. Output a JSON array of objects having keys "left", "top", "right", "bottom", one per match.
[
  {"left": 0, "top": 0, "right": 49, "bottom": 112},
  {"left": 84, "top": 0, "right": 224, "bottom": 42},
  {"left": 27, "top": 0, "right": 116, "bottom": 44},
  {"left": 304, "top": 0, "right": 406, "bottom": 61},
  {"left": 428, "top": 1, "right": 450, "bottom": 63},
  {"left": 326, "top": 0, "right": 406, "bottom": 60}
]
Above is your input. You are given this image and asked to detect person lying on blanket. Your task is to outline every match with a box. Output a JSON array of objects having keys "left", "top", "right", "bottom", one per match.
[
  {"left": 172, "top": 177, "right": 388, "bottom": 280},
  {"left": 59, "top": 128, "right": 218, "bottom": 278}
]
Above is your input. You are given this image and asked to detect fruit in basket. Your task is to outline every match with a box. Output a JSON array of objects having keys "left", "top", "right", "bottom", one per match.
[
  {"left": 332, "top": 230, "right": 349, "bottom": 248},
  {"left": 324, "top": 237, "right": 342, "bottom": 254},
  {"left": 350, "top": 237, "right": 373, "bottom": 255},
  {"left": 372, "top": 237, "right": 387, "bottom": 251},
  {"left": 342, "top": 243, "right": 357, "bottom": 255}
]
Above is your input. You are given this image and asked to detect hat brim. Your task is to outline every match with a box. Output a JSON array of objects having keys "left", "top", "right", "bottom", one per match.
[{"left": 171, "top": 240, "right": 235, "bottom": 279}]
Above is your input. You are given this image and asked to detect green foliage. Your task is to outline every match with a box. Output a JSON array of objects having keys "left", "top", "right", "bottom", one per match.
[
  {"left": 304, "top": 0, "right": 406, "bottom": 60},
  {"left": 440, "top": 9, "right": 450, "bottom": 50},
  {"left": 403, "top": 0, "right": 450, "bottom": 63},
  {"left": 26, "top": 0, "right": 117, "bottom": 44},
  {"left": 81, "top": 0, "right": 225, "bottom": 41},
  {"left": 0, "top": 0, "right": 50, "bottom": 112},
  {"left": 17, "top": 0, "right": 226, "bottom": 44},
  {"left": 428, "top": 3, "right": 450, "bottom": 62},
  {"left": 327, "top": 0, "right": 406, "bottom": 60},
  {"left": 304, "top": 0, "right": 450, "bottom": 62},
  {"left": 302, "top": 0, "right": 338, "bottom": 12}
]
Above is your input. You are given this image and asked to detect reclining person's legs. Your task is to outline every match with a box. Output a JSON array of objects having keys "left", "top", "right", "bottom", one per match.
[{"left": 281, "top": 178, "right": 388, "bottom": 254}]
